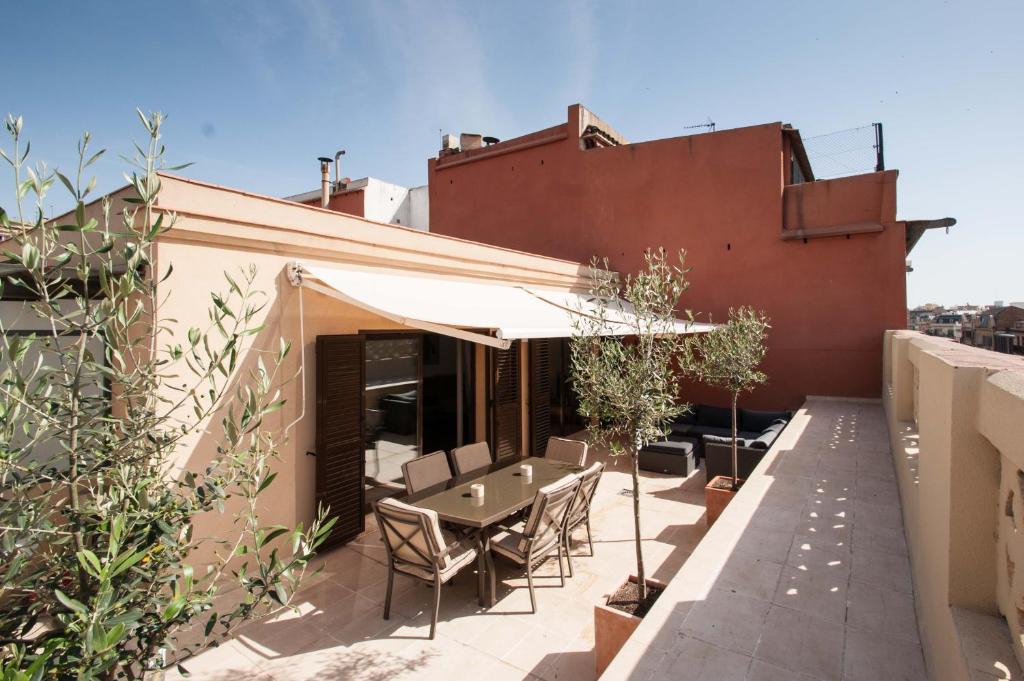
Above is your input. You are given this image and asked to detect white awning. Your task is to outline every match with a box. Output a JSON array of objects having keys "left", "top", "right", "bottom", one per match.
[{"left": 290, "top": 262, "right": 713, "bottom": 349}]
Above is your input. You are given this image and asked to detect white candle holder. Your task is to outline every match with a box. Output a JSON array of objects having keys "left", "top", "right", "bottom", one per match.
[{"left": 470, "top": 483, "right": 485, "bottom": 499}]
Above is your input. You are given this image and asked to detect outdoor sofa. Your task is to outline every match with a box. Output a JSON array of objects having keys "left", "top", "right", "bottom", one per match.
[{"left": 638, "top": 404, "right": 791, "bottom": 477}]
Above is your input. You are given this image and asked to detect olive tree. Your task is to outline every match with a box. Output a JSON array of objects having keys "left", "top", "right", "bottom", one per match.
[
  {"left": 0, "top": 112, "right": 333, "bottom": 679},
  {"left": 685, "top": 306, "right": 770, "bottom": 489},
  {"left": 569, "top": 248, "right": 691, "bottom": 601}
]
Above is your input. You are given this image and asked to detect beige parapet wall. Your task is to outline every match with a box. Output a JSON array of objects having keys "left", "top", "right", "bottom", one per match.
[{"left": 883, "top": 330, "right": 1024, "bottom": 680}]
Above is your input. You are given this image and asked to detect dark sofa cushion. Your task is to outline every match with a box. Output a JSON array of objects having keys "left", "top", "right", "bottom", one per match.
[
  {"left": 697, "top": 405, "right": 733, "bottom": 429},
  {"left": 674, "top": 409, "right": 697, "bottom": 426},
  {"left": 692, "top": 426, "right": 733, "bottom": 439},
  {"left": 740, "top": 409, "right": 790, "bottom": 432},
  {"left": 670, "top": 422, "right": 694, "bottom": 437},
  {"left": 643, "top": 438, "right": 695, "bottom": 456},
  {"left": 747, "top": 435, "right": 771, "bottom": 450},
  {"left": 750, "top": 429, "right": 782, "bottom": 449},
  {"left": 703, "top": 434, "right": 757, "bottom": 448}
]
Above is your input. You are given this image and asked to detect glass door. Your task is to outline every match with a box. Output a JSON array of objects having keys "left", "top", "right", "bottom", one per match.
[
  {"left": 362, "top": 333, "right": 475, "bottom": 502},
  {"left": 364, "top": 335, "right": 421, "bottom": 495}
]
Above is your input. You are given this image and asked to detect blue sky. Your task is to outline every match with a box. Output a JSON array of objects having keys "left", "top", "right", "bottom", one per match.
[{"left": 2, "top": 0, "right": 1021, "bottom": 307}]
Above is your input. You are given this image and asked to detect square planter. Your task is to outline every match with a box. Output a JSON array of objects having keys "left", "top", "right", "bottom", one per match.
[
  {"left": 705, "top": 475, "right": 742, "bottom": 526},
  {"left": 594, "top": 575, "right": 667, "bottom": 676}
]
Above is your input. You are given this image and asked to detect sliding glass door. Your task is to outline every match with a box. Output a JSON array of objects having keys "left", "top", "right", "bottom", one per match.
[
  {"left": 364, "top": 335, "right": 422, "bottom": 494},
  {"left": 362, "top": 333, "right": 473, "bottom": 502}
]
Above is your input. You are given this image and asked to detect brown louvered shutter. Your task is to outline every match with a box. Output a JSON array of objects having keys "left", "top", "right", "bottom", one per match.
[
  {"left": 315, "top": 335, "right": 365, "bottom": 548},
  {"left": 529, "top": 339, "right": 552, "bottom": 456},
  {"left": 490, "top": 341, "right": 521, "bottom": 461}
]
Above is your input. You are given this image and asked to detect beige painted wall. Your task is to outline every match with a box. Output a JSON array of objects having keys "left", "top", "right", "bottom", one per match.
[
  {"left": 140, "top": 174, "right": 597, "bottom": 569},
  {"left": 883, "top": 331, "right": 1024, "bottom": 680}
]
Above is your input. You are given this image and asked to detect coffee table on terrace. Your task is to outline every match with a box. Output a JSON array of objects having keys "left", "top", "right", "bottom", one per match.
[{"left": 403, "top": 455, "right": 583, "bottom": 607}]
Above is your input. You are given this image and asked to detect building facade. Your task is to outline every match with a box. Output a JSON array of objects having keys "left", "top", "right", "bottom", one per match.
[
  {"left": 966, "top": 305, "right": 1024, "bottom": 354},
  {"left": 424, "top": 104, "right": 950, "bottom": 409}
]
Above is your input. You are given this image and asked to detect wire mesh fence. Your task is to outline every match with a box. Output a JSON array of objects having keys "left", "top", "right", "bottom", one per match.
[{"left": 803, "top": 123, "right": 883, "bottom": 179}]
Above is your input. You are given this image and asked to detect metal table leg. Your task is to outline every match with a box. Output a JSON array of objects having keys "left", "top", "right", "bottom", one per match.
[
  {"left": 476, "top": 529, "right": 497, "bottom": 607},
  {"left": 484, "top": 532, "right": 497, "bottom": 607}
]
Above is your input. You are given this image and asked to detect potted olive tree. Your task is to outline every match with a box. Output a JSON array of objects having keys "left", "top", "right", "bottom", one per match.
[
  {"left": 569, "top": 248, "right": 691, "bottom": 675},
  {"left": 0, "top": 113, "right": 333, "bottom": 678},
  {"left": 685, "top": 306, "right": 770, "bottom": 525}
]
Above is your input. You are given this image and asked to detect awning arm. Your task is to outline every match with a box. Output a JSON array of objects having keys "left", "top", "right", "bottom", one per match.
[{"left": 287, "top": 262, "right": 511, "bottom": 349}]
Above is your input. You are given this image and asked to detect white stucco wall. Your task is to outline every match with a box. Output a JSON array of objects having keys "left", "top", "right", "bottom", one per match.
[
  {"left": 360, "top": 178, "right": 429, "bottom": 231},
  {"left": 408, "top": 185, "right": 430, "bottom": 231}
]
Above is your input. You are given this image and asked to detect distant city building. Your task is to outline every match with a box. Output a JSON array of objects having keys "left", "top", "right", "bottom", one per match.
[{"left": 962, "top": 304, "right": 1024, "bottom": 354}]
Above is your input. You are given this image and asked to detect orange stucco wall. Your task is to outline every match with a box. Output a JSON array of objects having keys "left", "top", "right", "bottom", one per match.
[{"left": 427, "top": 105, "right": 908, "bottom": 409}]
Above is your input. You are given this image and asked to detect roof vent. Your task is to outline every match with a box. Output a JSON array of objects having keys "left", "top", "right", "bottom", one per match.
[{"left": 460, "top": 133, "right": 483, "bottom": 151}]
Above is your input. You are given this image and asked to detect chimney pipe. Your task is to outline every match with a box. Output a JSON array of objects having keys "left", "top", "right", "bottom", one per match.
[
  {"left": 317, "top": 157, "right": 332, "bottom": 208},
  {"left": 334, "top": 150, "right": 346, "bottom": 189}
]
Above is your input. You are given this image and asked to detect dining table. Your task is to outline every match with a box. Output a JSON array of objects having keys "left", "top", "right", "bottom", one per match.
[{"left": 402, "top": 455, "right": 583, "bottom": 607}]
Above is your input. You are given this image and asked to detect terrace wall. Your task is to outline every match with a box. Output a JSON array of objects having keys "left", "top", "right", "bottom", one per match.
[{"left": 883, "top": 330, "right": 1024, "bottom": 679}]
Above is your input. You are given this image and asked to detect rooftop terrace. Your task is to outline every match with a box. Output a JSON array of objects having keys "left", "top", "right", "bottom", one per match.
[
  {"left": 165, "top": 332, "right": 1024, "bottom": 681},
  {"left": 166, "top": 437, "right": 710, "bottom": 681}
]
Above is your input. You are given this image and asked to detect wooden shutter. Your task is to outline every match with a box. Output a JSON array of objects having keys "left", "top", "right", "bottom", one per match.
[
  {"left": 490, "top": 341, "right": 521, "bottom": 461},
  {"left": 315, "top": 335, "right": 365, "bottom": 548},
  {"left": 529, "top": 339, "right": 552, "bottom": 456}
]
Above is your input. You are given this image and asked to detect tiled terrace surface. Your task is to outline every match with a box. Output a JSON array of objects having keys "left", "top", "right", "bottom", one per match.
[
  {"left": 603, "top": 398, "right": 927, "bottom": 681},
  {"left": 170, "top": 398, "right": 924, "bottom": 681},
  {"left": 168, "top": 439, "right": 709, "bottom": 681}
]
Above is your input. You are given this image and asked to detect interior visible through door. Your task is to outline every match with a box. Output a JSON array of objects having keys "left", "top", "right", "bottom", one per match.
[{"left": 363, "top": 333, "right": 473, "bottom": 505}]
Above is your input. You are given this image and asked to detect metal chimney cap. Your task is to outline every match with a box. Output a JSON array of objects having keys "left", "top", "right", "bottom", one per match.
[{"left": 318, "top": 156, "right": 333, "bottom": 164}]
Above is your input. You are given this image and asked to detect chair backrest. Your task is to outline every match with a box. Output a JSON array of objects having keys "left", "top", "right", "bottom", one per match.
[
  {"left": 402, "top": 450, "right": 452, "bottom": 494},
  {"left": 567, "top": 461, "right": 604, "bottom": 526},
  {"left": 545, "top": 437, "right": 588, "bottom": 466},
  {"left": 373, "top": 497, "right": 452, "bottom": 572},
  {"left": 451, "top": 441, "right": 493, "bottom": 476},
  {"left": 519, "top": 475, "right": 581, "bottom": 553}
]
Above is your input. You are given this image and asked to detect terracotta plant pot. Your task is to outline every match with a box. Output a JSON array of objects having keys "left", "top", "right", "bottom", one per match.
[
  {"left": 594, "top": 575, "right": 667, "bottom": 676},
  {"left": 705, "top": 475, "right": 742, "bottom": 526}
]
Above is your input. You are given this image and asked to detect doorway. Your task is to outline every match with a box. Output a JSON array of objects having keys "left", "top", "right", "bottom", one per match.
[
  {"left": 549, "top": 338, "right": 584, "bottom": 436},
  {"left": 360, "top": 333, "right": 474, "bottom": 505}
]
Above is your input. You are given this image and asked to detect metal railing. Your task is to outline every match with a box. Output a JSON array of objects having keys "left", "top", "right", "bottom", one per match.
[{"left": 803, "top": 123, "right": 884, "bottom": 179}]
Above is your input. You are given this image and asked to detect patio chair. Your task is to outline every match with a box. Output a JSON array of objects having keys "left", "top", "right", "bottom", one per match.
[
  {"left": 401, "top": 450, "right": 453, "bottom": 495},
  {"left": 373, "top": 497, "right": 480, "bottom": 639},
  {"left": 489, "top": 474, "right": 581, "bottom": 613},
  {"left": 451, "top": 441, "right": 493, "bottom": 476},
  {"left": 563, "top": 461, "right": 604, "bottom": 577},
  {"left": 545, "top": 436, "right": 588, "bottom": 466}
]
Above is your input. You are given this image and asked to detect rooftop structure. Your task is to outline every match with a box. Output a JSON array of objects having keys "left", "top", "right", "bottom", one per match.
[
  {"left": 424, "top": 104, "right": 956, "bottom": 410},
  {"left": 287, "top": 176, "right": 430, "bottom": 231}
]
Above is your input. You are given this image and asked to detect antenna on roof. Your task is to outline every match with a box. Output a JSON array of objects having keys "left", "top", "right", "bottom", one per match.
[{"left": 683, "top": 117, "right": 716, "bottom": 132}]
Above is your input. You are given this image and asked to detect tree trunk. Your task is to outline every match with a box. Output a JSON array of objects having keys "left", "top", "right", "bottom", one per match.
[
  {"left": 731, "top": 391, "right": 739, "bottom": 490},
  {"left": 631, "top": 444, "right": 647, "bottom": 602}
]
